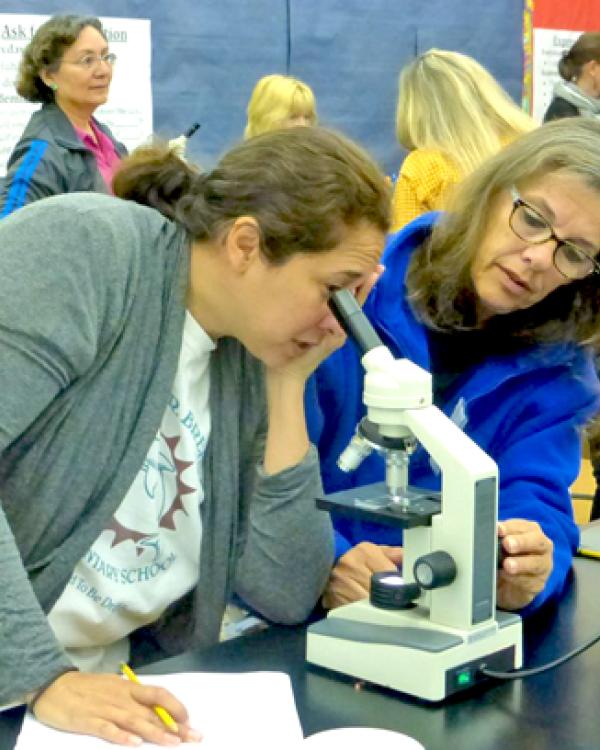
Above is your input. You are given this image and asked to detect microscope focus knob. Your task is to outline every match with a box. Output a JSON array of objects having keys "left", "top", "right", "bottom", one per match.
[
  {"left": 413, "top": 551, "right": 457, "bottom": 590},
  {"left": 370, "top": 572, "right": 421, "bottom": 609}
]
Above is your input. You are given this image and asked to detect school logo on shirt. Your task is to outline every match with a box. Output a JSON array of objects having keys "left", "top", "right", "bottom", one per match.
[{"left": 105, "top": 431, "right": 195, "bottom": 558}]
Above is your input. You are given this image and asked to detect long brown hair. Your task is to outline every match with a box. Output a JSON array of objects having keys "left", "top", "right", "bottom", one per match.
[
  {"left": 407, "top": 118, "right": 600, "bottom": 347},
  {"left": 113, "top": 127, "right": 390, "bottom": 264}
]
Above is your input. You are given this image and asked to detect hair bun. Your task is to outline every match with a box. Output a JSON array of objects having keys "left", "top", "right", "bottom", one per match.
[{"left": 112, "top": 143, "right": 199, "bottom": 221}]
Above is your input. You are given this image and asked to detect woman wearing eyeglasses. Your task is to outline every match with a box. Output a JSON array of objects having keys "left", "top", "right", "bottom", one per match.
[
  {"left": 308, "top": 118, "right": 600, "bottom": 615},
  {"left": 0, "top": 15, "right": 126, "bottom": 217}
]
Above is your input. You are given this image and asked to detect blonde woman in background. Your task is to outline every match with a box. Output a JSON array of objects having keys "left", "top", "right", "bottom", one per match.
[
  {"left": 391, "top": 49, "right": 536, "bottom": 232},
  {"left": 244, "top": 74, "right": 317, "bottom": 138}
]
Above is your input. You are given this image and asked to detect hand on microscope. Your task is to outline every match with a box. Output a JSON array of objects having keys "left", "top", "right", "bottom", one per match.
[
  {"left": 321, "top": 519, "right": 552, "bottom": 612},
  {"left": 496, "top": 519, "right": 553, "bottom": 610},
  {"left": 321, "top": 541, "right": 404, "bottom": 609}
]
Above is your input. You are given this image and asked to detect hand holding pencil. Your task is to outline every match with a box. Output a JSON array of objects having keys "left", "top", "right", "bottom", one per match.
[
  {"left": 30, "top": 669, "right": 202, "bottom": 746},
  {"left": 121, "top": 663, "right": 179, "bottom": 733}
]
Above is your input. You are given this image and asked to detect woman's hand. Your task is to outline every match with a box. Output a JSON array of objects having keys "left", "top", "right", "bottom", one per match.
[
  {"left": 496, "top": 519, "right": 554, "bottom": 611},
  {"left": 267, "top": 328, "right": 347, "bottom": 387},
  {"left": 32, "top": 671, "right": 202, "bottom": 746},
  {"left": 268, "top": 263, "right": 385, "bottom": 385},
  {"left": 262, "top": 266, "right": 385, "bottom": 475},
  {"left": 321, "top": 541, "right": 404, "bottom": 609}
]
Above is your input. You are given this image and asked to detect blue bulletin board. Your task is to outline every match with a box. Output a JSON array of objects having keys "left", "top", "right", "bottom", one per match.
[{"left": 2, "top": 1, "right": 525, "bottom": 175}]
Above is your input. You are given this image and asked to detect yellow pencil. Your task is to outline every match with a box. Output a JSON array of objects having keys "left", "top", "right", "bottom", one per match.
[
  {"left": 120, "top": 662, "right": 179, "bottom": 734},
  {"left": 578, "top": 548, "right": 600, "bottom": 561}
]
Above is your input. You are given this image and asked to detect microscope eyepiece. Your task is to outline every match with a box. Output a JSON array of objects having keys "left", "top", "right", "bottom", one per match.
[{"left": 329, "top": 289, "right": 383, "bottom": 354}]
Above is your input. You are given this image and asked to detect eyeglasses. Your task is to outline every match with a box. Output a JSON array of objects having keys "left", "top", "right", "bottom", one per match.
[
  {"left": 509, "top": 186, "right": 600, "bottom": 281},
  {"left": 61, "top": 52, "right": 117, "bottom": 70}
]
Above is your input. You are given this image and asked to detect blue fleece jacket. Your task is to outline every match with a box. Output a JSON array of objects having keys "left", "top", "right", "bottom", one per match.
[{"left": 307, "top": 213, "right": 600, "bottom": 612}]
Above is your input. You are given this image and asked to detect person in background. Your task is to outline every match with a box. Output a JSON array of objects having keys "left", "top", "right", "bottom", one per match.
[
  {"left": 0, "top": 126, "right": 389, "bottom": 745},
  {"left": 0, "top": 14, "right": 126, "bottom": 218},
  {"left": 544, "top": 33, "right": 600, "bottom": 123},
  {"left": 244, "top": 73, "right": 317, "bottom": 139},
  {"left": 308, "top": 118, "right": 600, "bottom": 616},
  {"left": 391, "top": 49, "right": 536, "bottom": 232}
]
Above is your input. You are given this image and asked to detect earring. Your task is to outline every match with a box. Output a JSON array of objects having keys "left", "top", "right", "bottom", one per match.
[{"left": 49, "top": 82, "right": 58, "bottom": 91}]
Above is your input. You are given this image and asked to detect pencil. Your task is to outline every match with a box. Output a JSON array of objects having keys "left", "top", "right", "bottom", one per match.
[
  {"left": 577, "top": 548, "right": 600, "bottom": 561},
  {"left": 120, "top": 662, "right": 179, "bottom": 734}
]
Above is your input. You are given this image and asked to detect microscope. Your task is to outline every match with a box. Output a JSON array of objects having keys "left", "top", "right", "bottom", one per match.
[{"left": 306, "top": 290, "right": 522, "bottom": 701}]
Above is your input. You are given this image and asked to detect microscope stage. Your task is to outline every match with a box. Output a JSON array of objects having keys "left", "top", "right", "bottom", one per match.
[{"left": 317, "top": 481, "right": 441, "bottom": 529}]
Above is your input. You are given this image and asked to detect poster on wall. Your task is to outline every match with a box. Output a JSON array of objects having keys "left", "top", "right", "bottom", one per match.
[
  {"left": 0, "top": 14, "right": 152, "bottom": 176},
  {"left": 527, "top": 0, "right": 600, "bottom": 122}
]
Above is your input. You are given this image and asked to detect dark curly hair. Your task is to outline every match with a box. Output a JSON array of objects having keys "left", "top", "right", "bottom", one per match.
[{"left": 16, "top": 15, "right": 105, "bottom": 103}]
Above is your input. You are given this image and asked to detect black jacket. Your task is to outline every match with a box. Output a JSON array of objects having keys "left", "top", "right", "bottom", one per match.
[
  {"left": 0, "top": 102, "right": 127, "bottom": 217},
  {"left": 543, "top": 96, "right": 580, "bottom": 123}
]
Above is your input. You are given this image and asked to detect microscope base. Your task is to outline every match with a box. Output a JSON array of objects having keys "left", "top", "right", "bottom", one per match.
[{"left": 306, "top": 601, "right": 522, "bottom": 702}]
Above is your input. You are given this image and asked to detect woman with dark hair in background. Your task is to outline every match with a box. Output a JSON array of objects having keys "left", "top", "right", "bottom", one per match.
[
  {"left": 0, "top": 14, "right": 126, "bottom": 217},
  {"left": 0, "top": 127, "right": 389, "bottom": 744},
  {"left": 544, "top": 32, "right": 600, "bottom": 122}
]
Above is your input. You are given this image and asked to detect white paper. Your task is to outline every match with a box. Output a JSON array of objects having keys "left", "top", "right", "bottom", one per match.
[
  {"left": 14, "top": 671, "right": 304, "bottom": 749},
  {"left": 304, "top": 727, "right": 425, "bottom": 749}
]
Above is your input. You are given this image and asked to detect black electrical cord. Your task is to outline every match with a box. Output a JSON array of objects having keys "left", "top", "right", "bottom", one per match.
[{"left": 480, "top": 629, "right": 600, "bottom": 679}]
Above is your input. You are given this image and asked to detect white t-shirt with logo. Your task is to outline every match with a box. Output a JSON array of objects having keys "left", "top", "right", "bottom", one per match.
[{"left": 48, "top": 313, "right": 215, "bottom": 672}]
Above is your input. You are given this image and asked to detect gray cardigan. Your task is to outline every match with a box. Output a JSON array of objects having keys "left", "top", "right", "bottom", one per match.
[{"left": 0, "top": 193, "right": 333, "bottom": 704}]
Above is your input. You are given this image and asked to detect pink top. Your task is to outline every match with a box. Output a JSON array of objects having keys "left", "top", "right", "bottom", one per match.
[{"left": 74, "top": 120, "right": 122, "bottom": 192}]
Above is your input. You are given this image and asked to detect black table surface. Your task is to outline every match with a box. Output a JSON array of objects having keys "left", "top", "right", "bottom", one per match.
[{"left": 2, "top": 556, "right": 600, "bottom": 750}]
